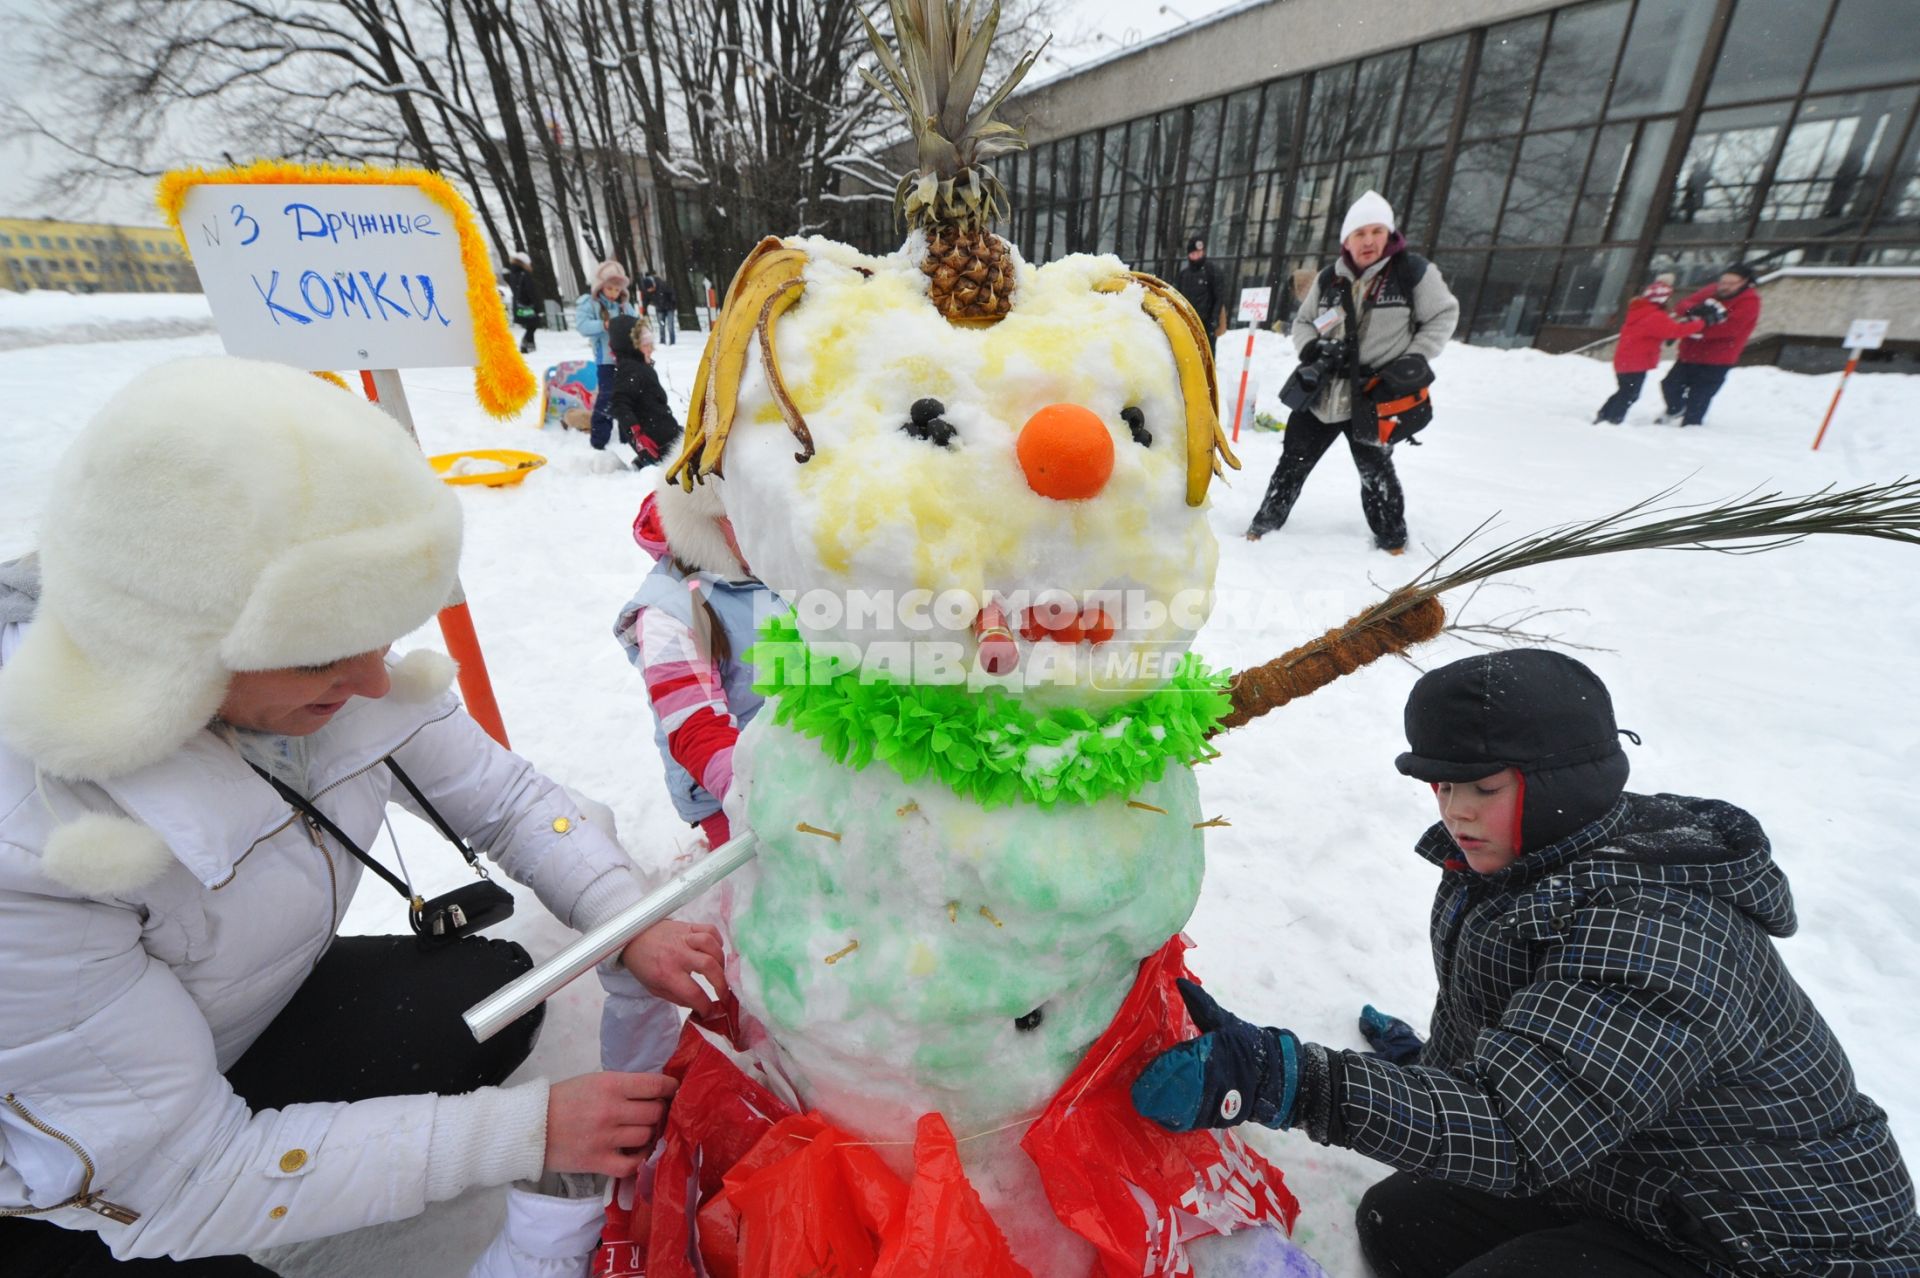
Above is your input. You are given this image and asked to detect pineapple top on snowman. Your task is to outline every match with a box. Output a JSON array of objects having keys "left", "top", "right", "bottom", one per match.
[{"left": 628, "top": 3, "right": 1320, "bottom": 1274}]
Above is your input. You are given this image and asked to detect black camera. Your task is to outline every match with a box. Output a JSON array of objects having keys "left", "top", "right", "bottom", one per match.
[
  {"left": 411, "top": 879, "right": 516, "bottom": 948},
  {"left": 1281, "top": 336, "right": 1352, "bottom": 412}
]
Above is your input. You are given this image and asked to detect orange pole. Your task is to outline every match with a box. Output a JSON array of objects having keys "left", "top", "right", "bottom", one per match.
[
  {"left": 1230, "top": 326, "right": 1257, "bottom": 442},
  {"left": 1811, "top": 355, "right": 1858, "bottom": 451},
  {"left": 434, "top": 601, "right": 512, "bottom": 749},
  {"left": 360, "top": 369, "right": 512, "bottom": 748}
]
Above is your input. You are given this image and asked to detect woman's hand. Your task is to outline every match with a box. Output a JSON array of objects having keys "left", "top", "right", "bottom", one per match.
[
  {"left": 545, "top": 1071, "right": 677, "bottom": 1178},
  {"left": 621, "top": 920, "right": 727, "bottom": 1013}
]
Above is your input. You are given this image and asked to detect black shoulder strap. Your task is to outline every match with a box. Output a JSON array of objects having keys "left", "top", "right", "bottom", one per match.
[
  {"left": 1316, "top": 263, "right": 1340, "bottom": 303},
  {"left": 245, "top": 757, "right": 482, "bottom": 907},
  {"left": 248, "top": 763, "right": 415, "bottom": 902},
  {"left": 1395, "top": 252, "right": 1429, "bottom": 296}
]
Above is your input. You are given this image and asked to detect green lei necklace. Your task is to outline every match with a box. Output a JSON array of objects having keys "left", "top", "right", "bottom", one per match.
[{"left": 749, "top": 615, "right": 1232, "bottom": 809}]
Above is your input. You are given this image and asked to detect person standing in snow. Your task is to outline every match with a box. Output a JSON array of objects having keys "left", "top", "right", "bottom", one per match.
[
  {"left": 655, "top": 276, "right": 680, "bottom": 346},
  {"left": 604, "top": 315, "right": 683, "bottom": 470},
  {"left": 614, "top": 481, "right": 774, "bottom": 853},
  {"left": 576, "top": 260, "right": 639, "bottom": 456},
  {"left": 637, "top": 268, "right": 660, "bottom": 324},
  {"left": 505, "top": 250, "right": 541, "bottom": 355},
  {"left": 1593, "top": 275, "right": 1712, "bottom": 424},
  {"left": 1655, "top": 263, "right": 1763, "bottom": 427},
  {"left": 0, "top": 359, "right": 727, "bottom": 1275},
  {"left": 1133, "top": 649, "right": 1920, "bottom": 1277},
  {"left": 1176, "top": 236, "right": 1229, "bottom": 338},
  {"left": 1247, "top": 191, "right": 1459, "bottom": 553}
]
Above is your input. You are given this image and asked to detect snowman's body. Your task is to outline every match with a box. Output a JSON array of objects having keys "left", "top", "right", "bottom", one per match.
[
  {"left": 729, "top": 719, "right": 1204, "bottom": 1267},
  {"left": 686, "top": 235, "right": 1285, "bottom": 1271}
]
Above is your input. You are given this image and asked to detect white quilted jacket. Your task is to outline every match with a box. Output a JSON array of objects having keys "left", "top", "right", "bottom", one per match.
[{"left": 0, "top": 649, "right": 648, "bottom": 1260}]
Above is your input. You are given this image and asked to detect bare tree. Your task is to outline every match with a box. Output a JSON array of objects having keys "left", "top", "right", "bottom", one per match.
[{"left": 3, "top": 0, "right": 1057, "bottom": 314}]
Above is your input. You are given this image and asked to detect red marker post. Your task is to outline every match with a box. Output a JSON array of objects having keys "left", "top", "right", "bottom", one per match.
[
  {"left": 1813, "top": 318, "right": 1888, "bottom": 451},
  {"left": 1228, "top": 287, "right": 1271, "bottom": 442}
]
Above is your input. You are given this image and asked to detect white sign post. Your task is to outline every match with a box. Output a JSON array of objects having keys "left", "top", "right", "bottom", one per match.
[
  {"left": 1228, "top": 286, "right": 1271, "bottom": 442},
  {"left": 174, "top": 179, "right": 513, "bottom": 746},
  {"left": 1813, "top": 318, "right": 1888, "bottom": 451}
]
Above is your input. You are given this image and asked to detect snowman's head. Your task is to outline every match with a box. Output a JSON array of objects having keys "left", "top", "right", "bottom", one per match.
[{"left": 676, "top": 235, "right": 1236, "bottom": 710}]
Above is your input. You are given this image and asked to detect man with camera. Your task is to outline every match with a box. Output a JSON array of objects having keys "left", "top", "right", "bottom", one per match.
[
  {"left": 1654, "top": 263, "right": 1762, "bottom": 427},
  {"left": 0, "top": 358, "right": 721, "bottom": 1274},
  {"left": 1248, "top": 191, "right": 1458, "bottom": 553}
]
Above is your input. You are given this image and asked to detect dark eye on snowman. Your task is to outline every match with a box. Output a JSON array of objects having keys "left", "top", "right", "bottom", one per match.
[
  {"left": 902, "top": 397, "right": 957, "bottom": 448},
  {"left": 1121, "top": 406, "right": 1151, "bottom": 447}
]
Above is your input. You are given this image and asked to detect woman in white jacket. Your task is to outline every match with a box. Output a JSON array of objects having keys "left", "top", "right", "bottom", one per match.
[{"left": 0, "top": 358, "right": 722, "bottom": 1275}]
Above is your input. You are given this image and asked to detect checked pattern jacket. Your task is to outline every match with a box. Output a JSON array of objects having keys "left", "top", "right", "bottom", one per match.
[{"left": 1320, "top": 793, "right": 1920, "bottom": 1276}]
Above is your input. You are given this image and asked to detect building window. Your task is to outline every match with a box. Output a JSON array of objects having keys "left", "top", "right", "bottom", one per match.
[
  {"left": 1610, "top": 0, "right": 1718, "bottom": 118},
  {"left": 1705, "top": 0, "right": 1830, "bottom": 108},
  {"left": 1545, "top": 246, "right": 1640, "bottom": 326},
  {"left": 1501, "top": 127, "right": 1596, "bottom": 244},
  {"left": 1811, "top": 0, "right": 1920, "bottom": 93},
  {"left": 1462, "top": 16, "right": 1547, "bottom": 141},
  {"left": 1470, "top": 247, "right": 1560, "bottom": 345},
  {"left": 1760, "top": 88, "right": 1915, "bottom": 239},
  {"left": 1402, "top": 36, "right": 1467, "bottom": 148},
  {"left": 1665, "top": 101, "right": 1794, "bottom": 236},
  {"left": 1439, "top": 138, "right": 1519, "bottom": 246},
  {"left": 1530, "top": 0, "right": 1631, "bottom": 130}
]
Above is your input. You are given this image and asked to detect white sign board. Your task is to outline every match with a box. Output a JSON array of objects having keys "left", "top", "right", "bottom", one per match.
[
  {"left": 1844, "top": 318, "right": 1889, "bottom": 351},
  {"left": 179, "top": 184, "right": 479, "bottom": 371},
  {"left": 1236, "top": 287, "right": 1271, "bottom": 324}
]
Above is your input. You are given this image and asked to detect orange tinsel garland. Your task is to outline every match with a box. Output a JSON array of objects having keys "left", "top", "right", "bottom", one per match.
[{"left": 157, "top": 159, "right": 535, "bottom": 419}]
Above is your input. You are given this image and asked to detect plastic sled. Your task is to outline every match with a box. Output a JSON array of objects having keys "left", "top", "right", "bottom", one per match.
[
  {"left": 429, "top": 449, "right": 548, "bottom": 487},
  {"left": 542, "top": 359, "right": 598, "bottom": 431}
]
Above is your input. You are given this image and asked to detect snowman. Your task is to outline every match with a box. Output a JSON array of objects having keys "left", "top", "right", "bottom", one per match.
[{"left": 628, "top": 5, "right": 1326, "bottom": 1273}]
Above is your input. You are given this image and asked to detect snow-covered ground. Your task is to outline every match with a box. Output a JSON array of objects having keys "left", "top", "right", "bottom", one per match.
[
  {"left": 0, "top": 287, "right": 215, "bottom": 350},
  {"left": 1, "top": 294, "right": 1916, "bottom": 1277}
]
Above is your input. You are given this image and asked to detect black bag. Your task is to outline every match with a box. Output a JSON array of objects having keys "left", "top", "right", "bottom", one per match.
[{"left": 1352, "top": 353, "right": 1436, "bottom": 447}]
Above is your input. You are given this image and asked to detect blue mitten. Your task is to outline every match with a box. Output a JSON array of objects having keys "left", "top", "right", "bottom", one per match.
[
  {"left": 1358, "top": 1004, "right": 1424, "bottom": 1064},
  {"left": 1132, "top": 978, "right": 1301, "bottom": 1132}
]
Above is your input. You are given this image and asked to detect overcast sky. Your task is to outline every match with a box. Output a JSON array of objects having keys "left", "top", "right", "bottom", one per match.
[{"left": 0, "top": 0, "right": 1254, "bottom": 227}]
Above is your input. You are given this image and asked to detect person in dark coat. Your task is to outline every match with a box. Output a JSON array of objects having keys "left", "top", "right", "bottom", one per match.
[
  {"left": 505, "top": 251, "right": 540, "bottom": 354},
  {"left": 1594, "top": 275, "right": 1710, "bottom": 424},
  {"left": 1656, "top": 264, "right": 1762, "bottom": 427},
  {"left": 655, "top": 278, "right": 679, "bottom": 346},
  {"left": 606, "top": 314, "right": 682, "bottom": 470},
  {"left": 1132, "top": 649, "right": 1920, "bottom": 1278},
  {"left": 1176, "top": 237, "right": 1228, "bottom": 338}
]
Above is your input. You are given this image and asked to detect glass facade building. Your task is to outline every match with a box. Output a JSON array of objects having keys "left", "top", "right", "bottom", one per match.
[{"left": 851, "top": 0, "right": 1920, "bottom": 351}]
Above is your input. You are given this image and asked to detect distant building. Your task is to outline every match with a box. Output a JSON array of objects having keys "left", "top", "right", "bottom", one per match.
[
  {"left": 0, "top": 217, "right": 199, "bottom": 294},
  {"left": 849, "top": 0, "right": 1920, "bottom": 359}
]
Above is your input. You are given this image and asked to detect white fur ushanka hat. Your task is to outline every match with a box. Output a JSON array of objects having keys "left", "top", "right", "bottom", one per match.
[{"left": 0, "top": 357, "right": 463, "bottom": 783}]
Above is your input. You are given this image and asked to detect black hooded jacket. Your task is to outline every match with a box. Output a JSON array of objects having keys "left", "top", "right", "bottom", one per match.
[
  {"left": 605, "top": 315, "right": 682, "bottom": 460},
  {"left": 1307, "top": 793, "right": 1919, "bottom": 1275}
]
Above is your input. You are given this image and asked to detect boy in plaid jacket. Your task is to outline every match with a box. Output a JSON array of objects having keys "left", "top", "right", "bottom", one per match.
[{"left": 1134, "top": 650, "right": 1919, "bottom": 1276}]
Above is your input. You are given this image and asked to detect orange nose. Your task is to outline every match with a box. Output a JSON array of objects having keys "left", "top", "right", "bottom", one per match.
[{"left": 1017, "top": 403, "right": 1114, "bottom": 501}]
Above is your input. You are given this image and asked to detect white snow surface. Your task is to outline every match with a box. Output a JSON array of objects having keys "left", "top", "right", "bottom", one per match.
[
  {"left": 0, "top": 304, "right": 1916, "bottom": 1276},
  {"left": 0, "top": 288, "right": 215, "bottom": 349}
]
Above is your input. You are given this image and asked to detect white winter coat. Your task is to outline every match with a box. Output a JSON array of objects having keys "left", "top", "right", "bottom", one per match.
[{"left": 0, "top": 651, "right": 649, "bottom": 1260}]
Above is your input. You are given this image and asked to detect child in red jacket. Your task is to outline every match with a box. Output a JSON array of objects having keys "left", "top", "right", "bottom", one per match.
[{"left": 1593, "top": 276, "right": 1706, "bottom": 424}]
